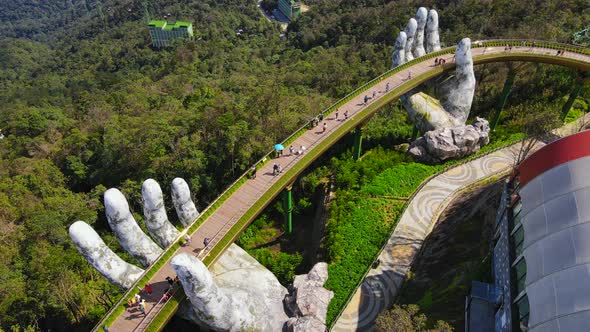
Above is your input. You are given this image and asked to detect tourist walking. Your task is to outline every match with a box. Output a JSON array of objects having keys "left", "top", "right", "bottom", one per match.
[
  {"left": 289, "top": 145, "right": 294, "bottom": 155},
  {"left": 273, "top": 163, "right": 279, "bottom": 175},
  {"left": 166, "top": 276, "right": 174, "bottom": 286},
  {"left": 372, "top": 91, "right": 376, "bottom": 99},
  {"left": 299, "top": 145, "right": 306, "bottom": 155},
  {"left": 203, "top": 237, "right": 211, "bottom": 247},
  {"left": 335, "top": 110, "right": 339, "bottom": 120},
  {"left": 139, "top": 299, "right": 146, "bottom": 316},
  {"left": 434, "top": 57, "right": 439, "bottom": 65},
  {"left": 385, "top": 82, "right": 390, "bottom": 92},
  {"left": 250, "top": 166, "right": 257, "bottom": 179},
  {"left": 407, "top": 70, "right": 412, "bottom": 80},
  {"left": 364, "top": 95, "right": 369, "bottom": 105},
  {"left": 322, "top": 122, "right": 327, "bottom": 133},
  {"left": 184, "top": 234, "right": 191, "bottom": 245},
  {"left": 344, "top": 110, "right": 348, "bottom": 119},
  {"left": 144, "top": 283, "right": 153, "bottom": 295}
]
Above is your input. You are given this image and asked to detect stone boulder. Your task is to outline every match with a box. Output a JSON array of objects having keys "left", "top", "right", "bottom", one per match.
[
  {"left": 408, "top": 117, "right": 491, "bottom": 163},
  {"left": 284, "top": 262, "right": 334, "bottom": 332}
]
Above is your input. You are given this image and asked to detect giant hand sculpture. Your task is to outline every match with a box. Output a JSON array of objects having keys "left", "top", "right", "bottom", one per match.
[
  {"left": 69, "top": 178, "right": 197, "bottom": 288},
  {"left": 391, "top": 8, "right": 489, "bottom": 163},
  {"left": 69, "top": 178, "right": 332, "bottom": 331},
  {"left": 392, "top": 7, "right": 476, "bottom": 133}
]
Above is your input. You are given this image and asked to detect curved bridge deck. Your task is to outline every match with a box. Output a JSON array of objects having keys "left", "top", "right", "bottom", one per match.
[{"left": 97, "top": 41, "right": 590, "bottom": 331}]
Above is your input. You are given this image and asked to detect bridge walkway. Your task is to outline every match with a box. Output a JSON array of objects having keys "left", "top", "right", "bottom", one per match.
[{"left": 104, "top": 43, "right": 590, "bottom": 331}]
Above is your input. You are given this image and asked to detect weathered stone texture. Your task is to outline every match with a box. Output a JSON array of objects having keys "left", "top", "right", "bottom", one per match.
[
  {"left": 171, "top": 178, "right": 200, "bottom": 227},
  {"left": 142, "top": 179, "right": 179, "bottom": 248},
  {"left": 409, "top": 117, "right": 492, "bottom": 163},
  {"left": 69, "top": 221, "right": 144, "bottom": 289},
  {"left": 104, "top": 188, "right": 162, "bottom": 267}
]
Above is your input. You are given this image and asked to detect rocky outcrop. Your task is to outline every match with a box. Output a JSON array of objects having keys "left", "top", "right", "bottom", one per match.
[
  {"left": 104, "top": 188, "right": 163, "bottom": 267},
  {"left": 142, "top": 179, "right": 180, "bottom": 248},
  {"left": 408, "top": 117, "right": 491, "bottom": 163},
  {"left": 284, "top": 262, "right": 334, "bottom": 332},
  {"left": 171, "top": 178, "right": 200, "bottom": 226}
]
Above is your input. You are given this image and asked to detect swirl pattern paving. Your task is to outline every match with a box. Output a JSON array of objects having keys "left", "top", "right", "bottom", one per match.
[{"left": 331, "top": 143, "right": 533, "bottom": 331}]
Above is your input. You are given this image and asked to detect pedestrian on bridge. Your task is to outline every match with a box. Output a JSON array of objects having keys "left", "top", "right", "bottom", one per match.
[
  {"left": 344, "top": 110, "right": 348, "bottom": 119},
  {"left": 139, "top": 299, "right": 146, "bottom": 316},
  {"left": 298, "top": 145, "right": 306, "bottom": 155},
  {"left": 335, "top": 110, "right": 339, "bottom": 120},
  {"left": 372, "top": 91, "right": 376, "bottom": 99},
  {"left": 144, "top": 283, "right": 153, "bottom": 295},
  {"left": 386, "top": 82, "right": 390, "bottom": 92},
  {"left": 364, "top": 95, "right": 369, "bottom": 105},
  {"left": 289, "top": 145, "right": 294, "bottom": 155},
  {"left": 166, "top": 276, "right": 174, "bottom": 286},
  {"left": 250, "top": 165, "right": 257, "bottom": 179},
  {"left": 322, "top": 122, "right": 327, "bottom": 133},
  {"left": 407, "top": 70, "right": 412, "bottom": 80},
  {"left": 203, "top": 237, "right": 211, "bottom": 247}
]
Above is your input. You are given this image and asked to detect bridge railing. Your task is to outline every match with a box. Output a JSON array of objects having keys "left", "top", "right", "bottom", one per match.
[{"left": 93, "top": 39, "right": 589, "bottom": 331}]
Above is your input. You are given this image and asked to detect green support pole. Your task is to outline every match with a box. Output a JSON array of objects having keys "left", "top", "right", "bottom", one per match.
[
  {"left": 491, "top": 70, "right": 516, "bottom": 131},
  {"left": 353, "top": 126, "right": 363, "bottom": 160},
  {"left": 561, "top": 82, "right": 584, "bottom": 122},
  {"left": 411, "top": 125, "right": 419, "bottom": 140},
  {"left": 283, "top": 186, "right": 293, "bottom": 234}
]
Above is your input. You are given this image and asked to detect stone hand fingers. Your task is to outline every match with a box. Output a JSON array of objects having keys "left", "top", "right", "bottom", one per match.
[
  {"left": 142, "top": 179, "right": 180, "bottom": 247},
  {"left": 69, "top": 221, "right": 144, "bottom": 289}
]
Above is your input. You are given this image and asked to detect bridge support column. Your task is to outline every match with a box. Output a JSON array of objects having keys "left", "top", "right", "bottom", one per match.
[
  {"left": 353, "top": 126, "right": 363, "bottom": 160},
  {"left": 283, "top": 185, "right": 293, "bottom": 234},
  {"left": 491, "top": 70, "right": 516, "bottom": 131},
  {"left": 411, "top": 125, "right": 419, "bottom": 140},
  {"left": 561, "top": 81, "right": 584, "bottom": 122}
]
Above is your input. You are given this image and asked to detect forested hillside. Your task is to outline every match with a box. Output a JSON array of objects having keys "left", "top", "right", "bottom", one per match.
[{"left": 0, "top": 0, "right": 588, "bottom": 331}]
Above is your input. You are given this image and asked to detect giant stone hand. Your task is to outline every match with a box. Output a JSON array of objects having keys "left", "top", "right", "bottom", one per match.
[
  {"left": 69, "top": 178, "right": 331, "bottom": 331},
  {"left": 69, "top": 178, "right": 198, "bottom": 286},
  {"left": 392, "top": 7, "right": 476, "bottom": 133}
]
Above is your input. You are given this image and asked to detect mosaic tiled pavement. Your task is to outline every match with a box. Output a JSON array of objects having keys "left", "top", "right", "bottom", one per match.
[{"left": 331, "top": 143, "right": 525, "bottom": 331}]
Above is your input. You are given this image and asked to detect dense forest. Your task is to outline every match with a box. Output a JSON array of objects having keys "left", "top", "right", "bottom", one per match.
[{"left": 0, "top": 0, "right": 589, "bottom": 331}]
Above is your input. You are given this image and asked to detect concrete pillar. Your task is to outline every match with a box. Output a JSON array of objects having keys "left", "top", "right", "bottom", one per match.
[
  {"left": 283, "top": 185, "right": 293, "bottom": 234},
  {"left": 561, "top": 82, "right": 584, "bottom": 122},
  {"left": 491, "top": 69, "right": 516, "bottom": 131},
  {"left": 353, "top": 126, "right": 363, "bottom": 160}
]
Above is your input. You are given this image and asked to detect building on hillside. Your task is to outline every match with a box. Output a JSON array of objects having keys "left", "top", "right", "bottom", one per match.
[
  {"left": 148, "top": 20, "right": 193, "bottom": 48},
  {"left": 278, "top": 0, "right": 301, "bottom": 21},
  {"left": 466, "top": 129, "right": 590, "bottom": 332}
]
